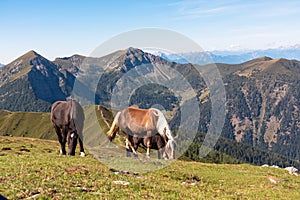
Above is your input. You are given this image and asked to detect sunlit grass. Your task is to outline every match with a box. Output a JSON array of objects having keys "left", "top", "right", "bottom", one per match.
[{"left": 1, "top": 136, "right": 299, "bottom": 199}]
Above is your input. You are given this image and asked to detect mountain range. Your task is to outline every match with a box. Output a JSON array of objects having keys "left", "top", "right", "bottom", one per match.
[
  {"left": 0, "top": 48, "right": 299, "bottom": 166},
  {"left": 156, "top": 46, "right": 300, "bottom": 65}
]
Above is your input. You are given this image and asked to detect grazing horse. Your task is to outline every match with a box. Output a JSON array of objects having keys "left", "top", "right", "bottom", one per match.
[
  {"left": 50, "top": 99, "right": 85, "bottom": 156},
  {"left": 107, "top": 107, "right": 176, "bottom": 159}
]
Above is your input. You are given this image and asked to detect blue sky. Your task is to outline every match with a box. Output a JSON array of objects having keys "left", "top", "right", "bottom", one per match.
[{"left": 1, "top": 0, "right": 300, "bottom": 64}]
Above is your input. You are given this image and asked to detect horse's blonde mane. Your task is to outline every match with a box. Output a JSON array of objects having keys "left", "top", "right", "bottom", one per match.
[{"left": 151, "top": 108, "right": 172, "bottom": 140}]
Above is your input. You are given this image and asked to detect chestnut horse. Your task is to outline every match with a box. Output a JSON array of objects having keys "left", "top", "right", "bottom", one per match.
[
  {"left": 107, "top": 107, "right": 175, "bottom": 159},
  {"left": 51, "top": 99, "right": 85, "bottom": 156}
]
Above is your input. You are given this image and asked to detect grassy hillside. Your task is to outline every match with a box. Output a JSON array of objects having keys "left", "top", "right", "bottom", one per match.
[
  {"left": 1, "top": 136, "right": 300, "bottom": 199},
  {"left": 0, "top": 110, "right": 55, "bottom": 139},
  {"left": 1, "top": 108, "right": 298, "bottom": 169}
]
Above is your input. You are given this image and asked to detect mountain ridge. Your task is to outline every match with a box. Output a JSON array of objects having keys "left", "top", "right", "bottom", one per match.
[
  {"left": 158, "top": 47, "right": 300, "bottom": 65},
  {"left": 0, "top": 48, "right": 300, "bottom": 165},
  {"left": 0, "top": 50, "right": 75, "bottom": 111}
]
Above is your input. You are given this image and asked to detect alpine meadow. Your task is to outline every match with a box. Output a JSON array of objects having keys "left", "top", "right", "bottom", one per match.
[{"left": 1, "top": 46, "right": 300, "bottom": 199}]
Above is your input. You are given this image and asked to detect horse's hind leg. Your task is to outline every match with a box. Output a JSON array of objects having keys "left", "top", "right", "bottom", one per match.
[
  {"left": 132, "top": 137, "right": 139, "bottom": 158},
  {"left": 158, "top": 148, "right": 163, "bottom": 159},
  {"left": 125, "top": 137, "right": 138, "bottom": 157},
  {"left": 145, "top": 130, "right": 154, "bottom": 158},
  {"left": 125, "top": 138, "right": 132, "bottom": 157}
]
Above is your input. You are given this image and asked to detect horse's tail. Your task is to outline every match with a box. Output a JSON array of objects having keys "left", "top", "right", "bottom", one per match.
[
  {"left": 98, "top": 106, "right": 112, "bottom": 129},
  {"left": 107, "top": 111, "right": 120, "bottom": 141},
  {"left": 50, "top": 101, "right": 60, "bottom": 123},
  {"left": 70, "top": 100, "right": 84, "bottom": 134}
]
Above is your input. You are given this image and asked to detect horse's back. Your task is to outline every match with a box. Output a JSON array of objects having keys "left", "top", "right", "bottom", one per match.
[
  {"left": 51, "top": 100, "right": 84, "bottom": 128},
  {"left": 127, "top": 107, "right": 150, "bottom": 118},
  {"left": 122, "top": 107, "right": 158, "bottom": 129},
  {"left": 51, "top": 101, "right": 70, "bottom": 124}
]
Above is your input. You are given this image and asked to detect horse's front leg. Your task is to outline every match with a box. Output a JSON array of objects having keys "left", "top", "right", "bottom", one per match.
[
  {"left": 162, "top": 149, "right": 168, "bottom": 160},
  {"left": 158, "top": 148, "right": 164, "bottom": 159},
  {"left": 79, "top": 137, "right": 85, "bottom": 157},
  {"left": 60, "top": 127, "right": 67, "bottom": 155},
  {"left": 146, "top": 140, "right": 151, "bottom": 158},
  {"left": 145, "top": 137, "right": 151, "bottom": 158},
  {"left": 54, "top": 125, "right": 66, "bottom": 155}
]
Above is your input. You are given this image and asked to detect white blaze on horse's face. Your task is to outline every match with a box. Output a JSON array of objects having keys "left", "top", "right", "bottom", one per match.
[{"left": 165, "top": 139, "right": 176, "bottom": 160}]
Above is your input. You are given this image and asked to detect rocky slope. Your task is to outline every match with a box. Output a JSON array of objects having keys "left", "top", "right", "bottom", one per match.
[{"left": 0, "top": 51, "right": 74, "bottom": 111}]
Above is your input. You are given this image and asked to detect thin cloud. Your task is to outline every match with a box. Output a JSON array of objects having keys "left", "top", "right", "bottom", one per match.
[
  {"left": 169, "top": 0, "right": 245, "bottom": 19},
  {"left": 183, "top": 6, "right": 229, "bottom": 16},
  {"left": 170, "top": 0, "right": 300, "bottom": 20}
]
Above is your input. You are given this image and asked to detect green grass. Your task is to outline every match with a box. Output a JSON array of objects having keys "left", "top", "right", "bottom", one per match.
[
  {"left": 1, "top": 136, "right": 300, "bottom": 199},
  {"left": 0, "top": 110, "right": 55, "bottom": 140}
]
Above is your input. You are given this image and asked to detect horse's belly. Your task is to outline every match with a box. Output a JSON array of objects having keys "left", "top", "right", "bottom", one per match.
[{"left": 125, "top": 124, "right": 155, "bottom": 137}]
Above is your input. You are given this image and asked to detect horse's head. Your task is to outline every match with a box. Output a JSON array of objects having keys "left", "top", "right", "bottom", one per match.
[
  {"left": 165, "top": 138, "right": 176, "bottom": 160},
  {"left": 67, "top": 132, "right": 78, "bottom": 156}
]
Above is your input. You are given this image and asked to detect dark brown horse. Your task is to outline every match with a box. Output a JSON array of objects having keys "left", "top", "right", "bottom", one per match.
[
  {"left": 127, "top": 133, "right": 173, "bottom": 159},
  {"left": 107, "top": 107, "right": 176, "bottom": 159},
  {"left": 50, "top": 99, "right": 85, "bottom": 156}
]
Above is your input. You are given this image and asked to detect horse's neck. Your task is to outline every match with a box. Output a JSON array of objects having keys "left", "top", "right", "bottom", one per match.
[{"left": 156, "top": 112, "right": 169, "bottom": 135}]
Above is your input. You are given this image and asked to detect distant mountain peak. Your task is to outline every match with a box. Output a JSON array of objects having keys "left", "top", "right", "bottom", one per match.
[
  {"left": 26, "top": 50, "right": 39, "bottom": 56},
  {"left": 0, "top": 50, "right": 59, "bottom": 86},
  {"left": 233, "top": 56, "right": 300, "bottom": 78},
  {"left": 53, "top": 54, "right": 86, "bottom": 75},
  {"left": 55, "top": 54, "right": 85, "bottom": 61},
  {"left": 253, "top": 56, "right": 273, "bottom": 62},
  {"left": 125, "top": 47, "right": 144, "bottom": 55},
  {"left": 106, "top": 47, "right": 166, "bottom": 71},
  {"left": 18, "top": 50, "right": 42, "bottom": 60},
  {"left": 7, "top": 50, "right": 50, "bottom": 69}
]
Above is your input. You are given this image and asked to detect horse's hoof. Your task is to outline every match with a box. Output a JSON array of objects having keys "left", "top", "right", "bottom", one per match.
[
  {"left": 80, "top": 152, "right": 86, "bottom": 157},
  {"left": 126, "top": 151, "right": 131, "bottom": 157},
  {"left": 133, "top": 154, "right": 138, "bottom": 158},
  {"left": 60, "top": 150, "right": 66, "bottom": 155}
]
